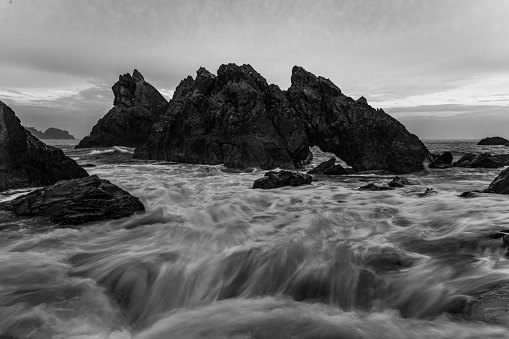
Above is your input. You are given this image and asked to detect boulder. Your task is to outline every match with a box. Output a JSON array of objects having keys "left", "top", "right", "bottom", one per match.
[
  {"left": 431, "top": 151, "right": 453, "bottom": 166},
  {"left": 388, "top": 176, "right": 419, "bottom": 187},
  {"left": 0, "top": 175, "right": 144, "bottom": 226},
  {"left": 453, "top": 153, "right": 502, "bottom": 168},
  {"left": 76, "top": 70, "right": 167, "bottom": 149},
  {"left": 0, "top": 102, "right": 89, "bottom": 191},
  {"left": 459, "top": 190, "right": 482, "bottom": 198},
  {"left": 477, "top": 136, "right": 509, "bottom": 145},
  {"left": 252, "top": 170, "right": 312, "bottom": 189},
  {"left": 134, "top": 64, "right": 431, "bottom": 173},
  {"left": 307, "top": 157, "right": 348, "bottom": 175},
  {"left": 483, "top": 167, "right": 509, "bottom": 194}
]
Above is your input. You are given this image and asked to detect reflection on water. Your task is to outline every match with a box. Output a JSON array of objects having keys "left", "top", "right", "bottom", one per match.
[{"left": 1, "top": 140, "right": 509, "bottom": 338}]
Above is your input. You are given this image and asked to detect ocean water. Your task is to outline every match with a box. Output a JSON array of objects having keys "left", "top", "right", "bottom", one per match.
[{"left": 1, "top": 139, "right": 509, "bottom": 338}]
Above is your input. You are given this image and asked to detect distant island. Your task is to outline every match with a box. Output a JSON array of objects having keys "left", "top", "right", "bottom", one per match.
[
  {"left": 25, "top": 127, "right": 75, "bottom": 140},
  {"left": 477, "top": 136, "right": 509, "bottom": 145}
]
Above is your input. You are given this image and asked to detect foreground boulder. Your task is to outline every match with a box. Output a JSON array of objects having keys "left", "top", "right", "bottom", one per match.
[
  {"left": 453, "top": 153, "right": 502, "bottom": 168},
  {"left": 134, "top": 64, "right": 431, "bottom": 173},
  {"left": 477, "top": 136, "right": 509, "bottom": 145},
  {"left": 483, "top": 167, "right": 509, "bottom": 194},
  {"left": 307, "top": 157, "right": 348, "bottom": 175},
  {"left": 76, "top": 70, "right": 167, "bottom": 149},
  {"left": 252, "top": 170, "right": 312, "bottom": 189},
  {"left": 0, "top": 102, "right": 89, "bottom": 191},
  {"left": 0, "top": 175, "right": 144, "bottom": 225}
]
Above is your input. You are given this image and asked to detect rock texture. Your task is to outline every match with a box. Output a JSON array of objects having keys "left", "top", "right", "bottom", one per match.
[
  {"left": 76, "top": 70, "right": 167, "bottom": 148},
  {"left": 25, "top": 127, "right": 75, "bottom": 139},
  {"left": 432, "top": 151, "right": 453, "bottom": 166},
  {"left": 388, "top": 176, "right": 419, "bottom": 188},
  {"left": 453, "top": 153, "right": 502, "bottom": 168},
  {"left": 0, "top": 175, "right": 145, "bottom": 225},
  {"left": 252, "top": 170, "right": 312, "bottom": 189},
  {"left": 134, "top": 64, "right": 431, "bottom": 173},
  {"left": 307, "top": 157, "right": 348, "bottom": 175},
  {"left": 0, "top": 101, "right": 89, "bottom": 191},
  {"left": 477, "top": 136, "right": 509, "bottom": 145},
  {"left": 484, "top": 167, "right": 509, "bottom": 194}
]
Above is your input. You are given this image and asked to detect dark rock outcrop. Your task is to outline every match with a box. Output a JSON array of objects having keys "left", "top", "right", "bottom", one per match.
[
  {"left": 0, "top": 102, "right": 89, "bottom": 191},
  {"left": 252, "top": 170, "right": 312, "bottom": 189},
  {"left": 0, "top": 175, "right": 144, "bottom": 225},
  {"left": 25, "top": 127, "right": 75, "bottom": 139},
  {"left": 477, "top": 136, "right": 509, "bottom": 145},
  {"left": 453, "top": 153, "right": 502, "bottom": 168},
  {"left": 432, "top": 151, "right": 453, "bottom": 166},
  {"left": 459, "top": 190, "right": 482, "bottom": 198},
  {"left": 307, "top": 157, "right": 348, "bottom": 175},
  {"left": 418, "top": 188, "right": 438, "bottom": 197},
  {"left": 76, "top": 70, "right": 167, "bottom": 149},
  {"left": 358, "top": 183, "right": 393, "bottom": 191},
  {"left": 483, "top": 167, "right": 509, "bottom": 194},
  {"left": 134, "top": 64, "right": 431, "bottom": 173},
  {"left": 388, "top": 176, "right": 419, "bottom": 188}
]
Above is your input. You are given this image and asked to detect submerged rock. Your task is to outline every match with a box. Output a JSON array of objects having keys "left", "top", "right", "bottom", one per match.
[
  {"left": 418, "top": 188, "right": 438, "bottom": 197},
  {"left": 134, "top": 64, "right": 430, "bottom": 173},
  {"left": 459, "top": 190, "right": 482, "bottom": 198},
  {"left": 388, "top": 176, "right": 419, "bottom": 188},
  {"left": 358, "top": 183, "right": 393, "bottom": 191},
  {"left": 484, "top": 167, "right": 509, "bottom": 194},
  {"left": 252, "top": 170, "right": 312, "bottom": 189},
  {"left": 0, "top": 102, "right": 89, "bottom": 191},
  {"left": 477, "top": 136, "right": 509, "bottom": 145},
  {"left": 0, "top": 175, "right": 145, "bottom": 226},
  {"left": 76, "top": 69, "right": 167, "bottom": 149},
  {"left": 453, "top": 153, "right": 502, "bottom": 168},
  {"left": 307, "top": 157, "right": 348, "bottom": 175}
]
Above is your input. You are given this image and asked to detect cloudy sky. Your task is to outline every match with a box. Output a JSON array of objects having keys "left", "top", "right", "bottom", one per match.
[{"left": 1, "top": 0, "right": 508, "bottom": 139}]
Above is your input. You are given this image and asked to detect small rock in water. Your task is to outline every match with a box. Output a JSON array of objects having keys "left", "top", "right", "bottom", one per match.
[
  {"left": 307, "top": 157, "right": 348, "bottom": 175},
  {"left": 0, "top": 175, "right": 145, "bottom": 226},
  {"left": 453, "top": 153, "right": 502, "bottom": 168},
  {"left": 459, "top": 190, "right": 482, "bottom": 198},
  {"left": 388, "top": 176, "right": 419, "bottom": 188},
  {"left": 358, "top": 183, "right": 394, "bottom": 191},
  {"left": 252, "top": 170, "right": 312, "bottom": 189},
  {"left": 418, "top": 188, "right": 437, "bottom": 197},
  {"left": 430, "top": 151, "right": 453, "bottom": 167}
]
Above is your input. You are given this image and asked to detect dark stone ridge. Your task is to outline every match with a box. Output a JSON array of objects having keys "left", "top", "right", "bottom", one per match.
[
  {"left": 76, "top": 69, "right": 168, "bottom": 149},
  {"left": 477, "top": 136, "right": 509, "bottom": 145},
  {"left": 0, "top": 175, "right": 145, "bottom": 226},
  {"left": 0, "top": 101, "right": 89, "bottom": 191},
  {"left": 25, "top": 126, "right": 75, "bottom": 139},
  {"left": 388, "top": 176, "right": 419, "bottom": 187},
  {"left": 358, "top": 183, "right": 394, "bottom": 191},
  {"left": 252, "top": 170, "right": 312, "bottom": 189},
  {"left": 453, "top": 153, "right": 502, "bottom": 168},
  {"left": 307, "top": 157, "right": 348, "bottom": 175},
  {"left": 483, "top": 167, "right": 509, "bottom": 194},
  {"left": 134, "top": 64, "right": 430, "bottom": 173},
  {"left": 431, "top": 151, "right": 453, "bottom": 166},
  {"left": 459, "top": 190, "right": 482, "bottom": 198}
]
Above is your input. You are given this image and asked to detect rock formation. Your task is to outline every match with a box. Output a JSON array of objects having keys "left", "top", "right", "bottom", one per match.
[
  {"left": 26, "top": 127, "right": 75, "bottom": 139},
  {"left": 307, "top": 157, "right": 348, "bottom": 175},
  {"left": 0, "top": 101, "right": 89, "bottom": 191},
  {"left": 252, "top": 170, "right": 312, "bottom": 189},
  {"left": 76, "top": 69, "right": 167, "bottom": 148},
  {"left": 388, "top": 176, "right": 419, "bottom": 187},
  {"left": 484, "top": 167, "right": 509, "bottom": 194},
  {"left": 453, "top": 153, "right": 502, "bottom": 168},
  {"left": 477, "top": 136, "right": 509, "bottom": 145},
  {"left": 431, "top": 151, "right": 453, "bottom": 166},
  {"left": 0, "top": 175, "right": 145, "bottom": 226},
  {"left": 134, "top": 64, "right": 431, "bottom": 173}
]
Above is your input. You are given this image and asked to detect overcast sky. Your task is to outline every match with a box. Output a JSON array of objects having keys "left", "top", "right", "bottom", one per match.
[{"left": 1, "top": 0, "right": 508, "bottom": 139}]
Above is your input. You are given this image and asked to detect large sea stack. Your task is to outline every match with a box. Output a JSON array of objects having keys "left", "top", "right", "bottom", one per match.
[
  {"left": 0, "top": 101, "right": 89, "bottom": 190},
  {"left": 134, "top": 64, "right": 430, "bottom": 173},
  {"left": 76, "top": 70, "right": 167, "bottom": 149}
]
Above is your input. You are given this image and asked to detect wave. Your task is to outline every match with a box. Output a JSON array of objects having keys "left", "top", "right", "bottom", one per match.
[{"left": 88, "top": 146, "right": 135, "bottom": 155}]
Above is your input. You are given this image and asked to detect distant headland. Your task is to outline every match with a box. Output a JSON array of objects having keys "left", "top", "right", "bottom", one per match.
[{"left": 25, "top": 127, "right": 75, "bottom": 139}]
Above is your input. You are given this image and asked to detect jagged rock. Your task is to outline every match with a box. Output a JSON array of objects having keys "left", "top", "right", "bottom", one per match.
[
  {"left": 388, "top": 176, "right": 419, "bottom": 187},
  {"left": 453, "top": 153, "right": 502, "bottom": 168},
  {"left": 307, "top": 157, "right": 347, "bottom": 175},
  {"left": 358, "top": 183, "right": 394, "bottom": 191},
  {"left": 252, "top": 170, "right": 312, "bottom": 189},
  {"left": 484, "top": 167, "right": 509, "bottom": 194},
  {"left": 477, "top": 136, "right": 509, "bottom": 145},
  {"left": 134, "top": 64, "right": 430, "bottom": 173},
  {"left": 76, "top": 70, "right": 167, "bottom": 149},
  {"left": 0, "top": 175, "right": 144, "bottom": 226},
  {"left": 431, "top": 151, "right": 453, "bottom": 166},
  {"left": 25, "top": 127, "right": 75, "bottom": 139},
  {"left": 0, "top": 102, "right": 88, "bottom": 191}
]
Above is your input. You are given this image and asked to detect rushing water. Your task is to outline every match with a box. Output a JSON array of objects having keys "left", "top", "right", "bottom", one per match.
[{"left": 2, "top": 139, "right": 509, "bottom": 338}]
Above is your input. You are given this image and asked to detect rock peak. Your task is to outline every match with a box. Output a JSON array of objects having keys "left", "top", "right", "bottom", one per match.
[{"left": 132, "top": 69, "right": 144, "bottom": 82}]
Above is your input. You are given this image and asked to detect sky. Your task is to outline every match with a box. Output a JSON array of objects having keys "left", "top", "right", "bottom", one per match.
[{"left": 0, "top": 0, "right": 508, "bottom": 140}]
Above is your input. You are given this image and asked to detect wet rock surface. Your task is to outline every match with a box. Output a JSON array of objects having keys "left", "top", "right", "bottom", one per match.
[
  {"left": 252, "top": 170, "right": 312, "bottom": 189},
  {"left": 76, "top": 70, "right": 167, "bottom": 149},
  {"left": 388, "top": 176, "right": 419, "bottom": 188},
  {"left": 453, "top": 153, "right": 502, "bottom": 168},
  {"left": 307, "top": 157, "right": 348, "bottom": 175},
  {"left": 431, "top": 151, "right": 453, "bottom": 167},
  {"left": 358, "top": 183, "right": 394, "bottom": 191},
  {"left": 0, "top": 102, "right": 89, "bottom": 191},
  {"left": 477, "top": 136, "right": 509, "bottom": 145},
  {"left": 484, "top": 167, "right": 509, "bottom": 194},
  {"left": 134, "top": 64, "right": 430, "bottom": 173},
  {"left": 0, "top": 175, "right": 145, "bottom": 226}
]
